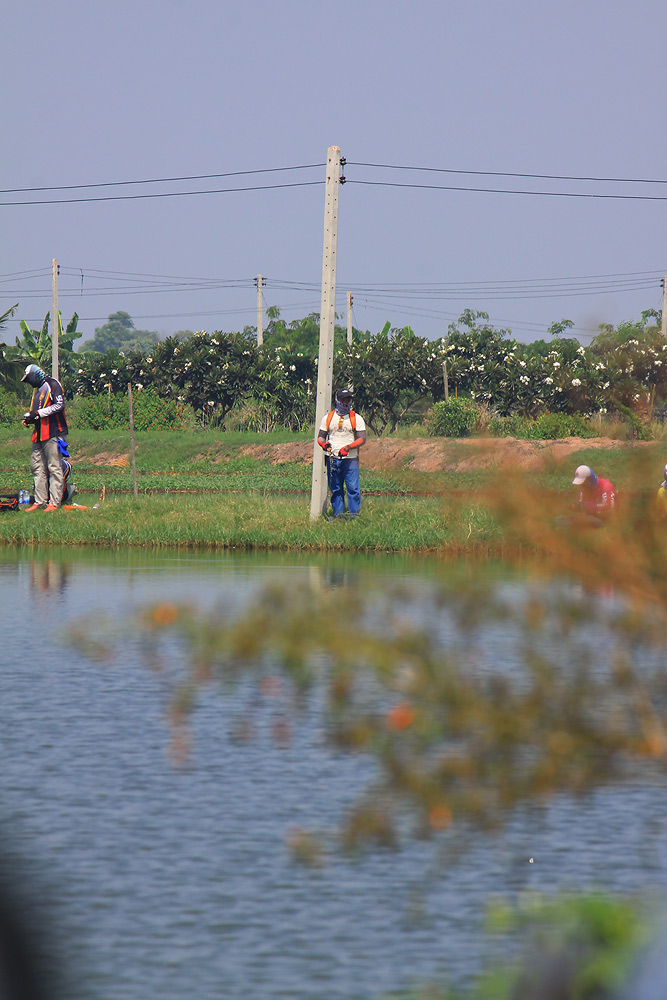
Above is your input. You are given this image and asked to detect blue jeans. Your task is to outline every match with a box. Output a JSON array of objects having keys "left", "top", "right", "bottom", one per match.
[{"left": 326, "top": 457, "right": 361, "bottom": 516}]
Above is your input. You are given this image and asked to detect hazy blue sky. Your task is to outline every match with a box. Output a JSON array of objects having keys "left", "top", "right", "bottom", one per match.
[{"left": 3, "top": 0, "right": 667, "bottom": 346}]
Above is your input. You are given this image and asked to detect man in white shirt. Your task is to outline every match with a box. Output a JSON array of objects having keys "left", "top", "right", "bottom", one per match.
[{"left": 317, "top": 388, "right": 367, "bottom": 517}]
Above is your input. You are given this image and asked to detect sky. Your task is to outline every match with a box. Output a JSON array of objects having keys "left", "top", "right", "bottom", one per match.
[{"left": 3, "top": 0, "right": 667, "bottom": 348}]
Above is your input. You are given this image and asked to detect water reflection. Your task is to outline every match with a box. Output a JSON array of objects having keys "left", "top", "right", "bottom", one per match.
[
  {"left": 29, "top": 559, "right": 70, "bottom": 596},
  {"left": 1, "top": 548, "right": 666, "bottom": 1000}
]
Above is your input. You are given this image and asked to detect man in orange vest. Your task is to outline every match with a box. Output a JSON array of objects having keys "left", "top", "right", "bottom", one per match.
[
  {"left": 317, "top": 387, "right": 367, "bottom": 517},
  {"left": 21, "top": 364, "right": 69, "bottom": 512}
]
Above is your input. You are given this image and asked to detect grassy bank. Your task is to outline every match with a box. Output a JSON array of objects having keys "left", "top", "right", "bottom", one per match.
[
  {"left": 0, "top": 493, "right": 503, "bottom": 553},
  {"left": 0, "top": 427, "right": 663, "bottom": 553}
]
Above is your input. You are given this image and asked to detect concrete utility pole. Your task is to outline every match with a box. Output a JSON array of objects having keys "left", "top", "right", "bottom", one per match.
[
  {"left": 128, "top": 383, "right": 138, "bottom": 499},
  {"left": 662, "top": 277, "right": 667, "bottom": 338},
  {"left": 442, "top": 360, "right": 449, "bottom": 401},
  {"left": 256, "top": 274, "right": 263, "bottom": 346},
  {"left": 347, "top": 291, "right": 353, "bottom": 345},
  {"left": 310, "top": 145, "right": 342, "bottom": 520},
  {"left": 51, "top": 258, "right": 59, "bottom": 379}
]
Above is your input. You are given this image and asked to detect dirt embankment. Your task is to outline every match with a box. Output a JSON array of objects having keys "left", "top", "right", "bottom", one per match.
[
  {"left": 74, "top": 436, "right": 646, "bottom": 475},
  {"left": 239, "top": 436, "right": 646, "bottom": 473}
]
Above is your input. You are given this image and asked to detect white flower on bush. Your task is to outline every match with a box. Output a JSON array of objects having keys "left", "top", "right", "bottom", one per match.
[
  {"left": 577, "top": 346, "right": 585, "bottom": 355},
  {"left": 111, "top": 369, "right": 118, "bottom": 375},
  {"left": 552, "top": 361, "right": 561, "bottom": 369},
  {"left": 136, "top": 383, "right": 143, "bottom": 390},
  {"left": 147, "top": 358, "right": 153, "bottom": 363},
  {"left": 572, "top": 378, "right": 582, "bottom": 387},
  {"left": 603, "top": 381, "right": 610, "bottom": 389},
  {"left": 290, "top": 365, "right": 296, "bottom": 371},
  {"left": 519, "top": 375, "right": 530, "bottom": 384},
  {"left": 207, "top": 401, "right": 215, "bottom": 407},
  {"left": 544, "top": 376, "right": 554, "bottom": 384},
  {"left": 519, "top": 360, "right": 526, "bottom": 368}
]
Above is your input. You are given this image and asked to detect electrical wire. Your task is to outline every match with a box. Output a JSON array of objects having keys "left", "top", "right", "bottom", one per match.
[
  {"left": 347, "top": 179, "right": 667, "bottom": 201},
  {"left": 0, "top": 180, "right": 323, "bottom": 208},
  {"left": 348, "top": 161, "right": 667, "bottom": 186},
  {"left": 0, "top": 163, "right": 325, "bottom": 195}
]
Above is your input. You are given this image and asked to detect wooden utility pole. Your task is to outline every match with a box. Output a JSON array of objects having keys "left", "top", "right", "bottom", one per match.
[
  {"left": 347, "top": 291, "right": 353, "bottom": 345},
  {"left": 310, "top": 146, "right": 342, "bottom": 520},
  {"left": 662, "top": 277, "right": 667, "bottom": 338},
  {"left": 256, "top": 274, "right": 263, "bottom": 346},
  {"left": 51, "top": 258, "right": 59, "bottom": 378},
  {"left": 442, "top": 360, "right": 449, "bottom": 401}
]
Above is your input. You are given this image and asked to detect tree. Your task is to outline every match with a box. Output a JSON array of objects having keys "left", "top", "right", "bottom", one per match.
[
  {"left": 262, "top": 308, "right": 354, "bottom": 357},
  {"left": 10, "top": 310, "right": 82, "bottom": 377},
  {"left": 0, "top": 303, "right": 23, "bottom": 393},
  {"left": 79, "top": 311, "right": 159, "bottom": 353},
  {"left": 334, "top": 323, "right": 441, "bottom": 434}
]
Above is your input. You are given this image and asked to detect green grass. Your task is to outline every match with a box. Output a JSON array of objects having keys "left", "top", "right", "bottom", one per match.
[
  {"left": 1, "top": 426, "right": 663, "bottom": 553},
  {"left": 0, "top": 493, "right": 503, "bottom": 553}
]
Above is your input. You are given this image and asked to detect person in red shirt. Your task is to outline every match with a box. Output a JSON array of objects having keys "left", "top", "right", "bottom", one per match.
[{"left": 570, "top": 464, "right": 616, "bottom": 525}]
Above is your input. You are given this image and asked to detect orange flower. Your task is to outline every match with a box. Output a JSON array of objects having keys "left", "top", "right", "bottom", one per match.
[
  {"left": 387, "top": 703, "right": 416, "bottom": 731},
  {"left": 152, "top": 602, "right": 178, "bottom": 626},
  {"left": 429, "top": 803, "right": 452, "bottom": 830}
]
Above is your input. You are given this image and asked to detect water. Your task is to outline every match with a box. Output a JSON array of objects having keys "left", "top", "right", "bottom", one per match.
[{"left": 1, "top": 549, "right": 666, "bottom": 999}]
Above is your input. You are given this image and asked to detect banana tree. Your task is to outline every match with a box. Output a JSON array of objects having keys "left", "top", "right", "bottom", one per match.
[
  {"left": 0, "top": 303, "right": 24, "bottom": 393},
  {"left": 12, "top": 310, "right": 81, "bottom": 372}
]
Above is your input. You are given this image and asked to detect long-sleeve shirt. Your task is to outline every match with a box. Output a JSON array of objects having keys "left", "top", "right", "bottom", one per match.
[{"left": 29, "top": 376, "right": 68, "bottom": 442}]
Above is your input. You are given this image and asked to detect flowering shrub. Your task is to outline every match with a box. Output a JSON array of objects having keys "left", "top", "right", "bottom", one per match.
[{"left": 63, "top": 310, "right": 667, "bottom": 432}]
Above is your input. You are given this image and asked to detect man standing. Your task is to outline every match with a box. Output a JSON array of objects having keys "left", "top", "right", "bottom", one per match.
[
  {"left": 317, "top": 387, "right": 367, "bottom": 518},
  {"left": 21, "top": 364, "right": 69, "bottom": 512}
]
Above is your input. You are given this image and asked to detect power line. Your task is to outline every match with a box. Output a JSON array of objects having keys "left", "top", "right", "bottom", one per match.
[
  {"left": 348, "top": 179, "right": 667, "bottom": 202},
  {"left": 0, "top": 163, "right": 325, "bottom": 195},
  {"left": 0, "top": 180, "right": 323, "bottom": 208},
  {"left": 348, "top": 161, "right": 667, "bottom": 186}
]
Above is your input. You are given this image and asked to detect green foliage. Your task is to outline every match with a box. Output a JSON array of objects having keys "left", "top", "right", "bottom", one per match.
[
  {"left": 71, "top": 390, "right": 190, "bottom": 431},
  {"left": 478, "top": 893, "right": 651, "bottom": 1000},
  {"left": 10, "top": 310, "right": 82, "bottom": 379},
  {"left": 427, "top": 398, "right": 479, "bottom": 437},
  {"left": 0, "top": 386, "right": 22, "bottom": 424},
  {"left": 79, "top": 311, "right": 159, "bottom": 354},
  {"left": 261, "top": 307, "right": 361, "bottom": 356},
  {"left": 335, "top": 325, "right": 441, "bottom": 434},
  {"left": 611, "top": 401, "right": 651, "bottom": 440},
  {"left": 488, "top": 411, "right": 596, "bottom": 439},
  {"left": 62, "top": 307, "right": 667, "bottom": 433}
]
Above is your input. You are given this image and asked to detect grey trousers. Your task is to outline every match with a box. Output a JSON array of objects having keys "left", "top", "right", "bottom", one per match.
[{"left": 31, "top": 438, "right": 64, "bottom": 506}]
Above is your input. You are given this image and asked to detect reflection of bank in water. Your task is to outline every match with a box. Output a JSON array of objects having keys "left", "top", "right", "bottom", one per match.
[{"left": 29, "top": 560, "right": 69, "bottom": 595}]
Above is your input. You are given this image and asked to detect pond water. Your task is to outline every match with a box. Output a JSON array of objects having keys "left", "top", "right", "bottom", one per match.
[{"left": 1, "top": 548, "right": 666, "bottom": 1000}]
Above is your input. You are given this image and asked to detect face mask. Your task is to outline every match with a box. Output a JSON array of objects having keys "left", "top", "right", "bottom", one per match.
[{"left": 335, "top": 397, "right": 351, "bottom": 416}]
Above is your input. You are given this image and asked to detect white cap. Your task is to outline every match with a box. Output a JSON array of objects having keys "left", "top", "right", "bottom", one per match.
[{"left": 573, "top": 465, "right": 592, "bottom": 485}]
